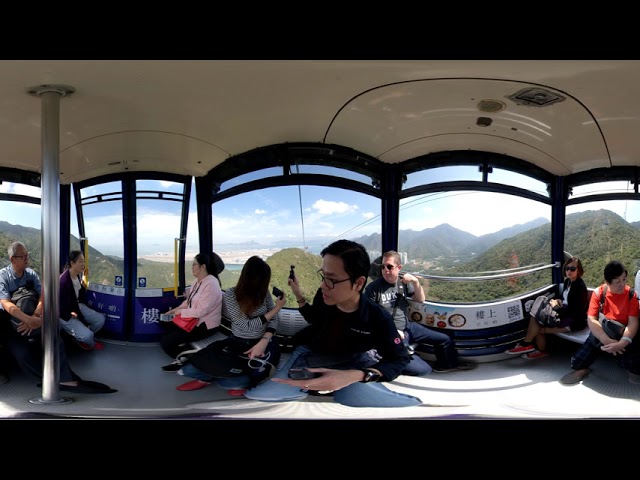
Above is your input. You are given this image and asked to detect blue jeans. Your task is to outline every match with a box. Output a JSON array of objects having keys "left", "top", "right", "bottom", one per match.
[
  {"left": 59, "top": 303, "right": 105, "bottom": 347},
  {"left": 402, "top": 334, "right": 433, "bottom": 376},
  {"left": 406, "top": 321, "right": 458, "bottom": 370},
  {"left": 244, "top": 345, "right": 423, "bottom": 408}
]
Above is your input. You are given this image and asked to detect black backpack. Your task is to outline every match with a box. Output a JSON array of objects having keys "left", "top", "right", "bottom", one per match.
[{"left": 9, "top": 282, "right": 40, "bottom": 332}]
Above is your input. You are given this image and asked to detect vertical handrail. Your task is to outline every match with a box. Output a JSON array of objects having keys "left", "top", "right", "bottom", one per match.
[
  {"left": 173, "top": 238, "right": 179, "bottom": 296},
  {"left": 82, "top": 238, "right": 89, "bottom": 285}
]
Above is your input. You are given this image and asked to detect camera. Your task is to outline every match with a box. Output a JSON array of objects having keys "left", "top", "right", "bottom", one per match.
[
  {"left": 272, "top": 286, "right": 284, "bottom": 298},
  {"left": 289, "top": 265, "right": 295, "bottom": 280}
]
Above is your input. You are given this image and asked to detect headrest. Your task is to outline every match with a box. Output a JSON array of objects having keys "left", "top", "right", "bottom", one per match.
[{"left": 369, "top": 255, "right": 383, "bottom": 280}]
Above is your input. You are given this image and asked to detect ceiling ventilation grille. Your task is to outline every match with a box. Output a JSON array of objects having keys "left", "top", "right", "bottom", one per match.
[{"left": 507, "top": 87, "right": 565, "bottom": 107}]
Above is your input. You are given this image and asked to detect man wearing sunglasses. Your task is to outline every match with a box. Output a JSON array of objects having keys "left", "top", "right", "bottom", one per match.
[
  {"left": 245, "top": 239, "right": 422, "bottom": 407},
  {"left": 365, "top": 251, "right": 476, "bottom": 374}
]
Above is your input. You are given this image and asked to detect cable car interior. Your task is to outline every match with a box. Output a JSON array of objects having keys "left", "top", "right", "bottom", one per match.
[{"left": 1, "top": 60, "right": 640, "bottom": 420}]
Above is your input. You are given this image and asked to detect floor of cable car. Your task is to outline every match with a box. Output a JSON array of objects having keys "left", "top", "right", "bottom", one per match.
[{"left": 0, "top": 335, "right": 639, "bottom": 420}]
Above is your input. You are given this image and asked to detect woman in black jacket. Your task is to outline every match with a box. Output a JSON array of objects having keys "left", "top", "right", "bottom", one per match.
[{"left": 505, "top": 256, "right": 589, "bottom": 359}]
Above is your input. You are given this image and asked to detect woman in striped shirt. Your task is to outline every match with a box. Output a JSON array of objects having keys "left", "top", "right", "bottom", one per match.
[{"left": 176, "top": 255, "right": 286, "bottom": 391}]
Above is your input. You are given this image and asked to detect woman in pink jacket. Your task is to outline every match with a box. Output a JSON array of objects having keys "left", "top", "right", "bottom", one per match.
[{"left": 159, "top": 252, "right": 223, "bottom": 371}]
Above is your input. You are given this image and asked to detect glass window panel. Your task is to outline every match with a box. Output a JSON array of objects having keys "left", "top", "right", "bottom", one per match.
[
  {"left": 404, "top": 165, "right": 481, "bottom": 189},
  {"left": 219, "top": 167, "right": 285, "bottom": 192},
  {"left": 398, "top": 190, "right": 552, "bottom": 303},
  {"left": 136, "top": 179, "right": 185, "bottom": 289},
  {"left": 79, "top": 183, "right": 124, "bottom": 286},
  {"left": 0, "top": 183, "right": 42, "bottom": 273},
  {"left": 291, "top": 164, "right": 372, "bottom": 184},
  {"left": 220, "top": 165, "right": 373, "bottom": 193},
  {"left": 212, "top": 184, "right": 381, "bottom": 306},
  {"left": 490, "top": 168, "right": 549, "bottom": 197},
  {"left": 569, "top": 180, "right": 634, "bottom": 200},
  {"left": 0, "top": 181, "right": 42, "bottom": 229},
  {"left": 565, "top": 199, "right": 640, "bottom": 289}
]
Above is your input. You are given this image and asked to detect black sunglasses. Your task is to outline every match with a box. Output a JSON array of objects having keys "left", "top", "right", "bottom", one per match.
[
  {"left": 565, "top": 266, "right": 577, "bottom": 272},
  {"left": 382, "top": 264, "right": 397, "bottom": 271}
]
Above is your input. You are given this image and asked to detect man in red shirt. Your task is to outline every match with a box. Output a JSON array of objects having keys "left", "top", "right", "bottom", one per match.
[{"left": 560, "top": 260, "right": 640, "bottom": 385}]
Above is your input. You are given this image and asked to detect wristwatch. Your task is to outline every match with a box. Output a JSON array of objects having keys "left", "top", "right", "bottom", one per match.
[{"left": 360, "top": 368, "right": 381, "bottom": 383}]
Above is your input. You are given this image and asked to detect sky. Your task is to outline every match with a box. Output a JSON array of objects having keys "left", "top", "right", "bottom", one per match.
[{"left": 1, "top": 179, "right": 640, "bottom": 257}]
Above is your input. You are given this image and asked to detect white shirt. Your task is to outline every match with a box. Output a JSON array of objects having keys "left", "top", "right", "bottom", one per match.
[{"left": 71, "top": 274, "right": 81, "bottom": 300}]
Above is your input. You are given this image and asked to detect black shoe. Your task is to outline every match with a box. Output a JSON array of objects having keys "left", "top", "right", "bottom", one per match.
[
  {"left": 161, "top": 361, "right": 183, "bottom": 372},
  {"left": 60, "top": 381, "right": 118, "bottom": 394},
  {"left": 432, "top": 362, "right": 477, "bottom": 373},
  {"left": 38, "top": 380, "right": 118, "bottom": 394}
]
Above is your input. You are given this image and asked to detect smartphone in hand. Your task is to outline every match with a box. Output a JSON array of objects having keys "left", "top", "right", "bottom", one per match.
[
  {"left": 272, "top": 286, "right": 284, "bottom": 298},
  {"left": 288, "top": 368, "right": 320, "bottom": 380}
]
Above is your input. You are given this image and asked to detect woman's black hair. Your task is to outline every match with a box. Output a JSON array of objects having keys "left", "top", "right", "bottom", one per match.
[
  {"left": 235, "top": 255, "right": 271, "bottom": 316},
  {"left": 64, "top": 249, "right": 84, "bottom": 271}
]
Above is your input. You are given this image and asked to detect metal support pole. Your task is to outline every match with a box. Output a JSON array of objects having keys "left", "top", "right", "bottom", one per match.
[{"left": 27, "top": 84, "right": 75, "bottom": 405}]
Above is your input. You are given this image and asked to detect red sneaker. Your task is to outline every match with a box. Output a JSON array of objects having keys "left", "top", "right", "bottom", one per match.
[
  {"left": 77, "top": 341, "right": 92, "bottom": 351},
  {"left": 523, "top": 350, "right": 549, "bottom": 360},
  {"left": 505, "top": 343, "right": 535, "bottom": 355},
  {"left": 176, "top": 380, "right": 210, "bottom": 391},
  {"left": 227, "top": 389, "right": 247, "bottom": 396}
]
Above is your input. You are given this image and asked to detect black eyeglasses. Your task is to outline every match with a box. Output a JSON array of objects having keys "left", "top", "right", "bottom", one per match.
[
  {"left": 382, "top": 264, "right": 397, "bottom": 271},
  {"left": 12, "top": 253, "right": 28, "bottom": 260},
  {"left": 317, "top": 269, "right": 351, "bottom": 289},
  {"left": 565, "top": 266, "right": 577, "bottom": 272}
]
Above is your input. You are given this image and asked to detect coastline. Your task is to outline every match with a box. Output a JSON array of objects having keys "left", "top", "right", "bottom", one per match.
[{"left": 140, "top": 248, "right": 281, "bottom": 265}]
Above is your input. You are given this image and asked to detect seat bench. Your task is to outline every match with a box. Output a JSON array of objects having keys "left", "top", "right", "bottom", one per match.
[
  {"left": 553, "top": 328, "right": 590, "bottom": 344},
  {"left": 552, "top": 288, "right": 593, "bottom": 344}
]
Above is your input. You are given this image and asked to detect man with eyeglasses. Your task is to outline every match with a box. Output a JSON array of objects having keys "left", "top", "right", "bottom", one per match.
[
  {"left": 365, "top": 251, "right": 477, "bottom": 374},
  {"left": 0, "top": 241, "right": 115, "bottom": 392},
  {"left": 245, "top": 239, "right": 422, "bottom": 407}
]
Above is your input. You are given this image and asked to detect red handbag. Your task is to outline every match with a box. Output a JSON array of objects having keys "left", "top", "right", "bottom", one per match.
[{"left": 172, "top": 314, "right": 198, "bottom": 332}]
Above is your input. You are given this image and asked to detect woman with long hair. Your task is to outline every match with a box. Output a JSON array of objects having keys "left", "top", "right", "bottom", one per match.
[{"left": 175, "top": 255, "right": 286, "bottom": 392}]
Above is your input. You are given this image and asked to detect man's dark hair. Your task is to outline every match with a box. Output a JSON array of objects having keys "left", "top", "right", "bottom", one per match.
[
  {"left": 321, "top": 239, "right": 370, "bottom": 288},
  {"left": 604, "top": 260, "right": 627, "bottom": 284}
]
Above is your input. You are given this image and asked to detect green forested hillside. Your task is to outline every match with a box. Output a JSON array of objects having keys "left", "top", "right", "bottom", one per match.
[{"left": 426, "top": 209, "right": 640, "bottom": 302}]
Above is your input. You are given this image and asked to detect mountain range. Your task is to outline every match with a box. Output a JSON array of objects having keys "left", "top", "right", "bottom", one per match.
[{"left": 1, "top": 209, "right": 639, "bottom": 304}]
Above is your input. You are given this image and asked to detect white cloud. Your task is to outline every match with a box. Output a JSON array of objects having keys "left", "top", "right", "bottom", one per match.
[{"left": 312, "top": 199, "right": 358, "bottom": 215}]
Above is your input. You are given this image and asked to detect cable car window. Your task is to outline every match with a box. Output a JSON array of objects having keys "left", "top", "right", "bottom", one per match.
[
  {"left": 79, "top": 182, "right": 124, "bottom": 286},
  {"left": 0, "top": 181, "right": 41, "bottom": 273},
  {"left": 569, "top": 180, "right": 634, "bottom": 200},
  {"left": 404, "top": 166, "right": 480, "bottom": 189},
  {"left": 290, "top": 165, "right": 372, "bottom": 184},
  {"left": 398, "top": 190, "right": 552, "bottom": 303},
  {"left": 185, "top": 177, "right": 200, "bottom": 276},
  {"left": 490, "top": 168, "right": 549, "bottom": 197},
  {"left": 136, "top": 179, "right": 186, "bottom": 289},
  {"left": 212, "top": 184, "right": 381, "bottom": 307},
  {"left": 566, "top": 199, "right": 640, "bottom": 287},
  {"left": 219, "top": 167, "right": 284, "bottom": 192}
]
